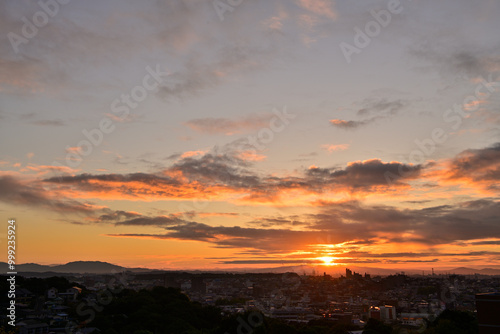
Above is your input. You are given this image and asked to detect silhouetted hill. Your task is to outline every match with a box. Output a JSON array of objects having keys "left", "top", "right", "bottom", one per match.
[
  {"left": 2, "top": 261, "right": 128, "bottom": 274},
  {"left": 3, "top": 261, "right": 500, "bottom": 276},
  {"left": 51, "top": 261, "right": 125, "bottom": 273}
]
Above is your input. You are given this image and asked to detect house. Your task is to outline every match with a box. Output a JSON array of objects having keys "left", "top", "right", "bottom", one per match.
[
  {"left": 47, "top": 287, "right": 58, "bottom": 299},
  {"left": 17, "top": 319, "right": 49, "bottom": 334}
]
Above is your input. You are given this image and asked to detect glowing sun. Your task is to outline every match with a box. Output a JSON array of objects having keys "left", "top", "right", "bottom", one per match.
[{"left": 318, "top": 256, "right": 336, "bottom": 266}]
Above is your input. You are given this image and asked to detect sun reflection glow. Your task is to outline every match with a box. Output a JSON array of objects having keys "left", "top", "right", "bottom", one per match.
[{"left": 317, "top": 256, "right": 337, "bottom": 266}]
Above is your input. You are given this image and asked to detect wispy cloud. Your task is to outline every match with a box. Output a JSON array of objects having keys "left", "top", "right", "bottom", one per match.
[
  {"left": 296, "top": 0, "right": 337, "bottom": 20},
  {"left": 31, "top": 119, "right": 65, "bottom": 126},
  {"left": 331, "top": 99, "right": 408, "bottom": 130},
  {"left": 185, "top": 113, "right": 273, "bottom": 135},
  {"left": 329, "top": 119, "right": 367, "bottom": 129},
  {"left": 322, "top": 144, "right": 349, "bottom": 152}
]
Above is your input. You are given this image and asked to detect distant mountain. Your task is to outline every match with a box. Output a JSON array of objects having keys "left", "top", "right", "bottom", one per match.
[
  {"left": 14, "top": 263, "right": 51, "bottom": 272},
  {"left": 441, "top": 267, "right": 500, "bottom": 276},
  {"left": 1, "top": 261, "right": 129, "bottom": 274},
  {"left": 2, "top": 261, "right": 500, "bottom": 276},
  {"left": 51, "top": 261, "right": 125, "bottom": 273}
]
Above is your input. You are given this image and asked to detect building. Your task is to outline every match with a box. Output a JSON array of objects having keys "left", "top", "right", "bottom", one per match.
[
  {"left": 476, "top": 293, "right": 500, "bottom": 334},
  {"left": 17, "top": 320, "right": 49, "bottom": 334},
  {"left": 379, "top": 305, "right": 397, "bottom": 322},
  {"left": 47, "top": 287, "right": 58, "bottom": 299},
  {"left": 346, "top": 268, "right": 353, "bottom": 279},
  {"left": 368, "top": 306, "right": 381, "bottom": 320}
]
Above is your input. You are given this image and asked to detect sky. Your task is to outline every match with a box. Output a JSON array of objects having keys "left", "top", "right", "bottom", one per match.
[{"left": 1, "top": 0, "right": 500, "bottom": 271}]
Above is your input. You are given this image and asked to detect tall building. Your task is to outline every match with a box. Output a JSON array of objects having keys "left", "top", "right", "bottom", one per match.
[
  {"left": 476, "top": 293, "right": 500, "bottom": 334},
  {"left": 346, "top": 268, "right": 353, "bottom": 279}
]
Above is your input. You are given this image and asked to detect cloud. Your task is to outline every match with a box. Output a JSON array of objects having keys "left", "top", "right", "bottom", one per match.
[
  {"left": 197, "top": 212, "right": 239, "bottom": 218},
  {"left": 31, "top": 119, "right": 65, "bottom": 126},
  {"left": 468, "top": 240, "right": 500, "bottom": 246},
  {"left": 247, "top": 216, "right": 310, "bottom": 228},
  {"left": 97, "top": 210, "right": 141, "bottom": 222},
  {"left": 329, "top": 119, "right": 367, "bottom": 129},
  {"left": 108, "top": 222, "right": 325, "bottom": 253},
  {"left": 180, "top": 150, "right": 208, "bottom": 159},
  {"left": 114, "top": 215, "right": 189, "bottom": 227},
  {"left": 23, "top": 164, "right": 77, "bottom": 176},
  {"left": 156, "top": 41, "right": 277, "bottom": 100},
  {"left": 356, "top": 98, "right": 407, "bottom": 117},
  {"left": 105, "top": 198, "right": 500, "bottom": 257},
  {"left": 236, "top": 150, "right": 267, "bottom": 162},
  {"left": 0, "top": 0, "right": 290, "bottom": 100},
  {"left": 0, "top": 175, "right": 98, "bottom": 215},
  {"left": 34, "top": 142, "right": 500, "bottom": 209},
  {"left": 218, "top": 259, "right": 318, "bottom": 265},
  {"left": 305, "top": 159, "right": 422, "bottom": 192},
  {"left": 440, "top": 142, "right": 500, "bottom": 192},
  {"left": 184, "top": 113, "right": 272, "bottom": 135},
  {"left": 311, "top": 199, "right": 500, "bottom": 246},
  {"left": 296, "top": 0, "right": 337, "bottom": 20},
  {"left": 411, "top": 47, "right": 500, "bottom": 81},
  {"left": 331, "top": 99, "right": 408, "bottom": 130},
  {"left": 42, "top": 150, "right": 423, "bottom": 205},
  {"left": 322, "top": 144, "right": 349, "bottom": 153}
]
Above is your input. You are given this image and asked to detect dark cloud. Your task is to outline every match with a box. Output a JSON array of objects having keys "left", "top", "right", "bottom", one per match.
[
  {"left": 44, "top": 151, "right": 423, "bottom": 203},
  {"left": 0, "top": 175, "right": 96, "bottom": 214},
  {"left": 305, "top": 159, "right": 422, "bottom": 191},
  {"left": 247, "top": 216, "right": 310, "bottom": 228},
  {"left": 445, "top": 142, "right": 500, "bottom": 191},
  {"left": 357, "top": 98, "right": 406, "bottom": 117},
  {"left": 335, "top": 250, "right": 500, "bottom": 259},
  {"left": 467, "top": 240, "right": 500, "bottom": 246},
  {"left": 106, "top": 199, "right": 500, "bottom": 255},
  {"left": 108, "top": 221, "right": 325, "bottom": 253},
  {"left": 403, "top": 200, "right": 433, "bottom": 204},
  {"left": 312, "top": 199, "right": 500, "bottom": 245},
  {"left": 115, "top": 215, "right": 189, "bottom": 227},
  {"left": 171, "top": 153, "right": 259, "bottom": 187},
  {"left": 98, "top": 210, "right": 141, "bottom": 222},
  {"left": 46, "top": 172, "right": 179, "bottom": 185}
]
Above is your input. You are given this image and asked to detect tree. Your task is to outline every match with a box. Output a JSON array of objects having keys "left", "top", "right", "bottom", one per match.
[
  {"left": 423, "top": 310, "right": 477, "bottom": 334},
  {"left": 363, "top": 318, "right": 393, "bottom": 334}
]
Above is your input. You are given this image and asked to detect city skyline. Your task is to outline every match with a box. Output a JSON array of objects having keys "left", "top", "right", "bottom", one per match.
[{"left": 1, "top": 0, "right": 500, "bottom": 270}]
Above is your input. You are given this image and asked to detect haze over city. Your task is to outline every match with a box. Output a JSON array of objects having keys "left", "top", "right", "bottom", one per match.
[{"left": 1, "top": 0, "right": 500, "bottom": 272}]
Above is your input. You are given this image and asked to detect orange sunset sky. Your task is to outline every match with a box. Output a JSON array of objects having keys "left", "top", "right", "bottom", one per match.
[{"left": 1, "top": 0, "right": 500, "bottom": 271}]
